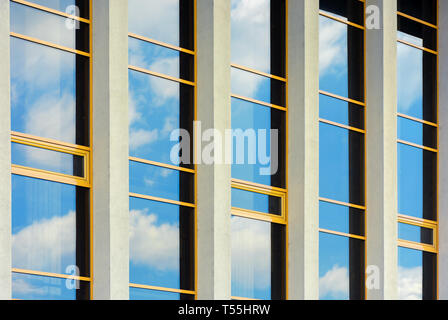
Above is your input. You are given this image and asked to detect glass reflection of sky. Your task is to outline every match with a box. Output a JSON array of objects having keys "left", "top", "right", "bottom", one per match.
[
  {"left": 398, "top": 247, "right": 423, "bottom": 300},
  {"left": 231, "top": 98, "right": 276, "bottom": 186},
  {"left": 130, "top": 287, "right": 183, "bottom": 300},
  {"left": 319, "top": 201, "right": 363, "bottom": 236},
  {"left": 11, "top": 37, "right": 81, "bottom": 144},
  {"left": 231, "top": 217, "right": 271, "bottom": 300},
  {"left": 12, "top": 175, "right": 78, "bottom": 275},
  {"left": 130, "top": 197, "right": 190, "bottom": 290},
  {"left": 398, "top": 117, "right": 436, "bottom": 149},
  {"left": 232, "top": 188, "right": 281, "bottom": 216},
  {"left": 398, "top": 223, "right": 432, "bottom": 245},
  {"left": 24, "top": 0, "right": 88, "bottom": 18},
  {"left": 320, "top": 94, "right": 363, "bottom": 129}
]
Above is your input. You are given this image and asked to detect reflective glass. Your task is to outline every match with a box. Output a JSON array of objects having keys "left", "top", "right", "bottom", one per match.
[
  {"left": 398, "top": 143, "right": 437, "bottom": 220},
  {"left": 12, "top": 142, "right": 84, "bottom": 177},
  {"left": 398, "top": 247, "right": 436, "bottom": 300},
  {"left": 398, "top": 223, "right": 433, "bottom": 245},
  {"left": 319, "top": 201, "right": 364, "bottom": 236},
  {"left": 231, "top": 68, "right": 285, "bottom": 107},
  {"left": 398, "top": 0, "right": 437, "bottom": 25},
  {"left": 129, "top": 197, "right": 194, "bottom": 290},
  {"left": 11, "top": 37, "right": 89, "bottom": 145},
  {"left": 12, "top": 273, "right": 89, "bottom": 300},
  {"left": 319, "top": 94, "right": 364, "bottom": 129},
  {"left": 128, "top": 0, "right": 194, "bottom": 50},
  {"left": 129, "top": 37, "right": 194, "bottom": 82},
  {"left": 319, "top": 15, "right": 364, "bottom": 102},
  {"left": 320, "top": 0, "right": 365, "bottom": 26},
  {"left": 129, "top": 162, "right": 194, "bottom": 203},
  {"left": 232, "top": 188, "right": 282, "bottom": 216},
  {"left": 11, "top": 2, "right": 89, "bottom": 52},
  {"left": 319, "top": 232, "right": 364, "bottom": 300},
  {"left": 319, "top": 123, "right": 364, "bottom": 205},
  {"left": 231, "top": 217, "right": 284, "bottom": 300},
  {"left": 130, "top": 287, "right": 193, "bottom": 300},
  {"left": 12, "top": 175, "right": 89, "bottom": 276},
  {"left": 397, "top": 117, "right": 437, "bottom": 149},
  {"left": 398, "top": 17, "right": 437, "bottom": 51},
  {"left": 231, "top": 97, "right": 285, "bottom": 187},
  {"left": 24, "top": 0, "right": 90, "bottom": 19},
  {"left": 397, "top": 42, "right": 437, "bottom": 122},
  {"left": 129, "top": 70, "right": 193, "bottom": 167}
]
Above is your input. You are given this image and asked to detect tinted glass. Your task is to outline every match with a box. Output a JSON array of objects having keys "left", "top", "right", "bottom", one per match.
[
  {"left": 319, "top": 94, "right": 364, "bottom": 129},
  {"left": 320, "top": 0, "right": 365, "bottom": 26},
  {"left": 398, "top": 0, "right": 437, "bottom": 25},
  {"left": 130, "top": 287, "right": 194, "bottom": 300},
  {"left": 398, "top": 223, "right": 433, "bottom": 245},
  {"left": 232, "top": 188, "right": 282, "bottom": 216},
  {"left": 319, "top": 201, "right": 364, "bottom": 236},
  {"left": 397, "top": 117, "right": 437, "bottom": 149}
]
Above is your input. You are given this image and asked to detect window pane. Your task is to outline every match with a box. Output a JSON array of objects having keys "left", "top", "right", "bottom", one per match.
[
  {"left": 129, "top": 197, "right": 194, "bottom": 290},
  {"left": 397, "top": 117, "right": 437, "bottom": 149},
  {"left": 11, "top": 2, "right": 89, "bottom": 52},
  {"left": 231, "top": 97, "right": 285, "bottom": 187},
  {"left": 129, "top": 70, "right": 194, "bottom": 167},
  {"left": 12, "top": 175, "right": 89, "bottom": 276},
  {"left": 398, "top": 16, "right": 437, "bottom": 51},
  {"left": 319, "top": 201, "right": 364, "bottom": 236},
  {"left": 398, "top": 247, "right": 436, "bottom": 300},
  {"left": 319, "top": 232, "right": 364, "bottom": 300},
  {"left": 320, "top": 0, "right": 365, "bottom": 26},
  {"left": 12, "top": 143, "right": 84, "bottom": 177},
  {"left": 231, "top": 217, "right": 284, "bottom": 300},
  {"left": 128, "top": 0, "right": 194, "bottom": 50},
  {"left": 129, "top": 37, "right": 194, "bottom": 82},
  {"left": 129, "top": 287, "right": 193, "bottom": 300},
  {"left": 319, "top": 15, "right": 364, "bottom": 101},
  {"left": 24, "top": 0, "right": 90, "bottom": 19},
  {"left": 232, "top": 188, "right": 282, "bottom": 216},
  {"left": 398, "top": 223, "right": 433, "bottom": 245},
  {"left": 319, "top": 123, "right": 364, "bottom": 205},
  {"left": 11, "top": 37, "right": 89, "bottom": 145},
  {"left": 398, "top": 0, "right": 437, "bottom": 25},
  {"left": 129, "top": 161, "right": 194, "bottom": 203},
  {"left": 12, "top": 273, "right": 89, "bottom": 300},
  {"left": 398, "top": 143, "right": 436, "bottom": 220},
  {"left": 319, "top": 94, "right": 364, "bottom": 129}
]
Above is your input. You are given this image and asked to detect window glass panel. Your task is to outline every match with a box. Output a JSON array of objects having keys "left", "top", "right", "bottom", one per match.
[
  {"left": 319, "top": 232, "right": 364, "bottom": 300},
  {"left": 319, "top": 15, "right": 364, "bottom": 101},
  {"left": 12, "top": 175, "right": 89, "bottom": 276},
  {"left": 24, "top": 0, "right": 90, "bottom": 18},
  {"left": 129, "top": 287, "right": 193, "bottom": 300},
  {"left": 398, "top": 16, "right": 437, "bottom": 51},
  {"left": 11, "top": 37, "right": 89, "bottom": 145},
  {"left": 397, "top": 117, "right": 437, "bottom": 149},
  {"left": 129, "top": 162, "right": 194, "bottom": 203},
  {"left": 398, "top": 223, "right": 433, "bottom": 245},
  {"left": 12, "top": 273, "right": 89, "bottom": 300},
  {"left": 129, "top": 37, "right": 194, "bottom": 82},
  {"left": 398, "top": 143, "right": 437, "bottom": 220},
  {"left": 398, "top": 247, "right": 437, "bottom": 300},
  {"left": 231, "top": 217, "right": 284, "bottom": 300},
  {"left": 11, "top": 2, "right": 89, "bottom": 52},
  {"left": 397, "top": 42, "right": 437, "bottom": 122},
  {"left": 129, "top": 70, "right": 193, "bottom": 167},
  {"left": 232, "top": 188, "right": 282, "bottom": 216},
  {"left": 398, "top": 0, "right": 437, "bottom": 25},
  {"left": 129, "top": 197, "right": 194, "bottom": 290},
  {"left": 12, "top": 143, "right": 84, "bottom": 177},
  {"left": 231, "top": 68, "right": 285, "bottom": 107},
  {"left": 231, "top": 97, "right": 285, "bottom": 187},
  {"left": 319, "top": 201, "right": 364, "bottom": 236},
  {"left": 319, "top": 123, "right": 364, "bottom": 205},
  {"left": 128, "top": 0, "right": 194, "bottom": 50},
  {"left": 320, "top": 0, "right": 365, "bottom": 26},
  {"left": 319, "top": 94, "right": 364, "bottom": 129}
]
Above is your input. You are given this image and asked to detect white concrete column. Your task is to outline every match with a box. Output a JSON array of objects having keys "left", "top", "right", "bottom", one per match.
[
  {"left": 287, "top": 0, "right": 320, "bottom": 300},
  {"left": 438, "top": 0, "right": 448, "bottom": 301},
  {"left": 91, "top": 0, "right": 129, "bottom": 300},
  {"left": 0, "top": 0, "right": 11, "bottom": 300},
  {"left": 196, "top": 0, "right": 232, "bottom": 300},
  {"left": 365, "top": 0, "right": 398, "bottom": 300}
]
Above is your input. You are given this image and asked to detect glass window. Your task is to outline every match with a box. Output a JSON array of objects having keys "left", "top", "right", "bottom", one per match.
[
  {"left": 320, "top": 0, "right": 365, "bottom": 26},
  {"left": 397, "top": 0, "right": 437, "bottom": 25},
  {"left": 319, "top": 201, "right": 364, "bottom": 236},
  {"left": 23, "top": 0, "right": 90, "bottom": 19},
  {"left": 232, "top": 188, "right": 282, "bottom": 216},
  {"left": 397, "top": 117, "right": 437, "bottom": 149},
  {"left": 398, "top": 223, "right": 433, "bottom": 245},
  {"left": 319, "top": 94, "right": 364, "bottom": 129},
  {"left": 130, "top": 287, "right": 193, "bottom": 300}
]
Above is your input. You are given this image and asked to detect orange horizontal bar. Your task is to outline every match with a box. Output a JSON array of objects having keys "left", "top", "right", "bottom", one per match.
[
  {"left": 231, "top": 178, "right": 287, "bottom": 195},
  {"left": 397, "top": 113, "right": 438, "bottom": 127},
  {"left": 129, "top": 283, "right": 195, "bottom": 295},
  {"left": 398, "top": 214, "right": 438, "bottom": 227},
  {"left": 231, "top": 94, "right": 287, "bottom": 112},
  {"left": 398, "top": 240, "right": 437, "bottom": 254},
  {"left": 12, "top": 165, "right": 90, "bottom": 188},
  {"left": 319, "top": 228, "right": 366, "bottom": 241},
  {"left": 319, "top": 118, "right": 365, "bottom": 134},
  {"left": 128, "top": 33, "right": 195, "bottom": 55},
  {"left": 319, "top": 11, "right": 365, "bottom": 30},
  {"left": 397, "top": 11, "right": 438, "bottom": 30},
  {"left": 397, "top": 139, "right": 438, "bottom": 153},
  {"left": 319, "top": 197, "right": 366, "bottom": 210},
  {"left": 397, "top": 39, "right": 438, "bottom": 55},
  {"left": 129, "top": 157, "right": 195, "bottom": 174},
  {"left": 319, "top": 90, "right": 365, "bottom": 107},
  {"left": 129, "top": 192, "right": 195, "bottom": 208},
  {"left": 10, "top": 32, "right": 90, "bottom": 57},
  {"left": 231, "top": 63, "right": 287, "bottom": 82},
  {"left": 12, "top": 268, "right": 91, "bottom": 282},
  {"left": 128, "top": 65, "right": 195, "bottom": 86},
  {"left": 11, "top": 131, "right": 91, "bottom": 152},
  {"left": 232, "top": 208, "right": 287, "bottom": 225},
  {"left": 231, "top": 296, "right": 260, "bottom": 301},
  {"left": 12, "top": 0, "right": 90, "bottom": 24}
]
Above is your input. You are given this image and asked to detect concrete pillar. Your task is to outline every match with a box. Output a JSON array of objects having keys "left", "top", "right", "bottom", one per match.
[
  {"left": 365, "top": 0, "right": 398, "bottom": 300},
  {"left": 439, "top": 0, "right": 448, "bottom": 301},
  {"left": 287, "top": 0, "right": 320, "bottom": 300},
  {"left": 196, "top": 0, "right": 232, "bottom": 300},
  {"left": 91, "top": 0, "right": 129, "bottom": 300},
  {"left": 0, "top": 0, "right": 11, "bottom": 300}
]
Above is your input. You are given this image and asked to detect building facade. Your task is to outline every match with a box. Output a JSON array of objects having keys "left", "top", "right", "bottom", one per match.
[{"left": 0, "top": 0, "right": 448, "bottom": 300}]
